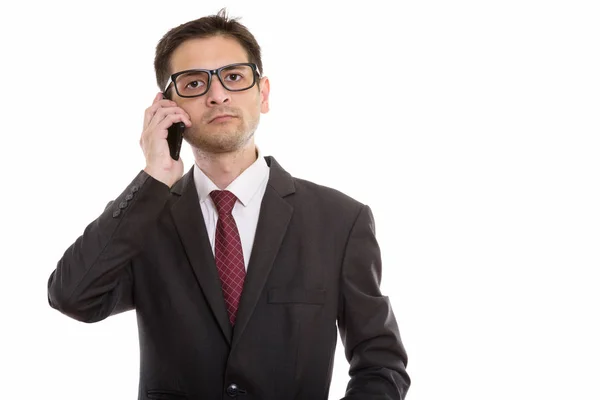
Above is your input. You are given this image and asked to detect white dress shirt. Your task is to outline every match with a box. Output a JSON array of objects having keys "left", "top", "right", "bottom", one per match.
[{"left": 193, "top": 147, "right": 270, "bottom": 271}]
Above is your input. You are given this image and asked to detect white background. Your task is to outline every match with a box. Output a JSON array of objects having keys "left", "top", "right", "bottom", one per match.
[{"left": 1, "top": 0, "right": 599, "bottom": 399}]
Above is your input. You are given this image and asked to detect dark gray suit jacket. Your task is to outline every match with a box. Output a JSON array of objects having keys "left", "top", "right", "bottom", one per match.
[{"left": 48, "top": 156, "right": 410, "bottom": 399}]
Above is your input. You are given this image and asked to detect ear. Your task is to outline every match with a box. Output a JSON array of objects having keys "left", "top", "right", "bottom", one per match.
[{"left": 259, "top": 76, "right": 270, "bottom": 114}]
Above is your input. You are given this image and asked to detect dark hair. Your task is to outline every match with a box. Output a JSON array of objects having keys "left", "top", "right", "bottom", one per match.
[{"left": 154, "top": 8, "right": 263, "bottom": 91}]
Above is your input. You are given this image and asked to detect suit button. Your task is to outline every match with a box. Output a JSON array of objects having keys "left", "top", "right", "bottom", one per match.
[
  {"left": 112, "top": 210, "right": 121, "bottom": 218},
  {"left": 226, "top": 383, "right": 238, "bottom": 397},
  {"left": 125, "top": 194, "right": 133, "bottom": 201},
  {"left": 131, "top": 185, "right": 139, "bottom": 193},
  {"left": 119, "top": 201, "right": 127, "bottom": 209}
]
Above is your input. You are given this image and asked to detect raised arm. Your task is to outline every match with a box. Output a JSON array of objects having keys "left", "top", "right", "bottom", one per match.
[
  {"left": 48, "top": 93, "right": 191, "bottom": 323},
  {"left": 47, "top": 172, "right": 170, "bottom": 322}
]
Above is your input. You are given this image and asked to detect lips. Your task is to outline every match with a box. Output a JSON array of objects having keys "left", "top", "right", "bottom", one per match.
[{"left": 209, "top": 114, "right": 236, "bottom": 123}]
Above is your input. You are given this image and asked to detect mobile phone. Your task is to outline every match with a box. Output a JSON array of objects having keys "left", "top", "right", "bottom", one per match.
[
  {"left": 162, "top": 93, "right": 185, "bottom": 160},
  {"left": 167, "top": 121, "right": 185, "bottom": 160}
]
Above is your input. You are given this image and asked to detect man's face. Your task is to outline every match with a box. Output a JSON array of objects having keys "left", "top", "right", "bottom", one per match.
[{"left": 168, "top": 35, "right": 270, "bottom": 154}]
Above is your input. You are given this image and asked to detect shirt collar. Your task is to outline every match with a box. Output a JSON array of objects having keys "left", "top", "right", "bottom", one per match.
[{"left": 193, "top": 146, "right": 269, "bottom": 207}]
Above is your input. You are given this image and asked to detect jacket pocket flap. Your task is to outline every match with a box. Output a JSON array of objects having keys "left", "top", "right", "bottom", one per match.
[
  {"left": 268, "top": 288, "right": 325, "bottom": 304},
  {"left": 147, "top": 389, "right": 188, "bottom": 399}
]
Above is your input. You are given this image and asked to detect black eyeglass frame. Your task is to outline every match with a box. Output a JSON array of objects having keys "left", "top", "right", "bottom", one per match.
[{"left": 163, "top": 62, "right": 260, "bottom": 98}]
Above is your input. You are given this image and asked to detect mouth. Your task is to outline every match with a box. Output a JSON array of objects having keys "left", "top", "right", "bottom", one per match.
[{"left": 209, "top": 114, "right": 236, "bottom": 123}]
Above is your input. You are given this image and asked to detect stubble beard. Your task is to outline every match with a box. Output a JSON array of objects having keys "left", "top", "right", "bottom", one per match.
[{"left": 184, "top": 114, "right": 259, "bottom": 154}]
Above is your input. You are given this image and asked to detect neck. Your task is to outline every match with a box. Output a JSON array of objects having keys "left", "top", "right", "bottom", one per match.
[{"left": 193, "top": 143, "right": 258, "bottom": 190}]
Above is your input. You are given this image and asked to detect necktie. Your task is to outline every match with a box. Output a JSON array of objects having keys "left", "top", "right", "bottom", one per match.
[{"left": 209, "top": 190, "right": 246, "bottom": 325}]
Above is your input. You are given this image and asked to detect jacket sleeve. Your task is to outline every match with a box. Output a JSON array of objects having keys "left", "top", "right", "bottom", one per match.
[
  {"left": 47, "top": 171, "right": 171, "bottom": 323},
  {"left": 337, "top": 204, "right": 411, "bottom": 400}
]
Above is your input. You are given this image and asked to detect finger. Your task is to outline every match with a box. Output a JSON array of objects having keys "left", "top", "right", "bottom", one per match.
[
  {"left": 155, "top": 113, "right": 192, "bottom": 136},
  {"left": 147, "top": 106, "right": 191, "bottom": 130},
  {"left": 143, "top": 100, "right": 179, "bottom": 129},
  {"left": 144, "top": 93, "right": 165, "bottom": 126},
  {"left": 144, "top": 100, "right": 175, "bottom": 122},
  {"left": 142, "top": 111, "right": 191, "bottom": 144}
]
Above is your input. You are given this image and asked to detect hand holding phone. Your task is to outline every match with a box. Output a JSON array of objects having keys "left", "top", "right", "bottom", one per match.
[{"left": 141, "top": 92, "right": 190, "bottom": 188}]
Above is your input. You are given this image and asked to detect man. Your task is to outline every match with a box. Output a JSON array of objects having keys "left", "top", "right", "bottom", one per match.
[{"left": 48, "top": 9, "right": 410, "bottom": 400}]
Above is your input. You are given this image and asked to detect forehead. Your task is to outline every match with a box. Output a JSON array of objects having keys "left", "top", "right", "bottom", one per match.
[{"left": 170, "top": 35, "right": 249, "bottom": 72}]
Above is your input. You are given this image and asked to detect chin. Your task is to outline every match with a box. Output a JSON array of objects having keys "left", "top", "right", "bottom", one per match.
[{"left": 187, "top": 132, "right": 250, "bottom": 154}]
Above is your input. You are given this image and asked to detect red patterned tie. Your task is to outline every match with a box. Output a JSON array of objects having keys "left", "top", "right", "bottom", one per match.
[{"left": 210, "top": 190, "right": 246, "bottom": 325}]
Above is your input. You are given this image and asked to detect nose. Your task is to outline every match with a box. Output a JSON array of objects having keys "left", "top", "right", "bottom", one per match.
[{"left": 205, "top": 76, "right": 230, "bottom": 106}]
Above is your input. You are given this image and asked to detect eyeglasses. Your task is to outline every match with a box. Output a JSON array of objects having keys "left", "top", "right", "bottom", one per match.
[{"left": 163, "top": 62, "right": 260, "bottom": 98}]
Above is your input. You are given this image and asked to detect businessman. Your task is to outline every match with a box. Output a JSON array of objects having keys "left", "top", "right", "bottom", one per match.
[{"left": 48, "top": 9, "right": 410, "bottom": 399}]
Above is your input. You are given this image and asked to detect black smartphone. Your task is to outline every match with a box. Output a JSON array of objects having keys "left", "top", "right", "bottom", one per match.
[
  {"left": 162, "top": 93, "right": 185, "bottom": 160},
  {"left": 167, "top": 121, "right": 185, "bottom": 160}
]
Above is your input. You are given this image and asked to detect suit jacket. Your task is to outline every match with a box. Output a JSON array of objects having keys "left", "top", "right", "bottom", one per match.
[{"left": 48, "top": 156, "right": 410, "bottom": 399}]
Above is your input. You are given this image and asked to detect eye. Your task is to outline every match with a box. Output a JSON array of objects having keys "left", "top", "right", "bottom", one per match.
[
  {"left": 176, "top": 71, "right": 209, "bottom": 93},
  {"left": 186, "top": 80, "right": 205, "bottom": 89},
  {"left": 224, "top": 73, "right": 243, "bottom": 82}
]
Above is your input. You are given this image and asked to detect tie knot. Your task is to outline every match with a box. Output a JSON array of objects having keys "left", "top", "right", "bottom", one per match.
[{"left": 210, "top": 190, "right": 237, "bottom": 216}]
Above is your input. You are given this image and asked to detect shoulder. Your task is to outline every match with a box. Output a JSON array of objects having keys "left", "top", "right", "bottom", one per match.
[
  {"left": 265, "top": 155, "right": 367, "bottom": 220},
  {"left": 287, "top": 175, "right": 366, "bottom": 219},
  {"left": 294, "top": 176, "right": 362, "bottom": 204}
]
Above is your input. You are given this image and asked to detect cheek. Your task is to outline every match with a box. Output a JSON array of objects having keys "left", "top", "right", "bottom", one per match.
[
  {"left": 236, "top": 98, "right": 260, "bottom": 120},
  {"left": 186, "top": 108, "right": 206, "bottom": 123},
  {"left": 178, "top": 100, "right": 205, "bottom": 119}
]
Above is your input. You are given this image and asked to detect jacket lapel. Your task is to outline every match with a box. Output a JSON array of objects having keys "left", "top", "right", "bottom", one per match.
[
  {"left": 168, "top": 156, "right": 296, "bottom": 348},
  {"left": 170, "top": 169, "right": 233, "bottom": 344},
  {"left": 231, "top": 156, "right": 295, "bottom": 348}
]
